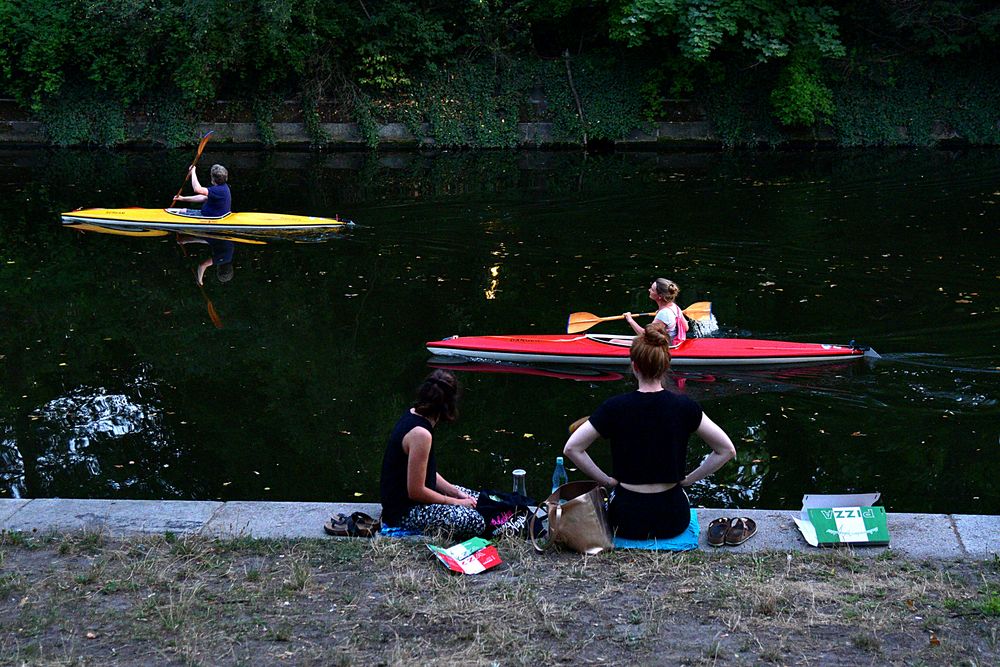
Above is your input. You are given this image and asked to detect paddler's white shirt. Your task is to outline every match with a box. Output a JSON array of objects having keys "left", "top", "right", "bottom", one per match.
[{"left": 653, "top": 305, "right": 680, "bottom": 340}]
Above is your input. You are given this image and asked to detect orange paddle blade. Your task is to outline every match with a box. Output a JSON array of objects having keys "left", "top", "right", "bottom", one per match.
[{"left": 682, "top": 301, "right": 712, "bottom": 322}]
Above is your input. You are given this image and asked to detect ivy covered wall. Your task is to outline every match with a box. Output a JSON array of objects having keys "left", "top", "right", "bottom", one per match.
[{"left": 1, "top": 0, "right": 998, "bottom": 148}]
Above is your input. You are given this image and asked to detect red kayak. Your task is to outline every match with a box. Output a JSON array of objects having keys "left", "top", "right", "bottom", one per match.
[{"left": 427, "top": 334, "right": 874, "bottom": 367}]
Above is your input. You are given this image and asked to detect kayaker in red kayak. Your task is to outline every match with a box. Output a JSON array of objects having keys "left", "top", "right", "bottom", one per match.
[
  {"left": 563, "top": 322, "right": 737, "bottom": 540},
  {"left": 379, "top": 370, "right": 484, "bottom": 536},
  {"left": 624, "top": 278, "right": 688, "bottom": 345}
]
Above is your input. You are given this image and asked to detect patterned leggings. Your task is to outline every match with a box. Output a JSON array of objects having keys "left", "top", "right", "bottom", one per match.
[{"left": 399, "top": 485, "right": 485, "bottom": 537}]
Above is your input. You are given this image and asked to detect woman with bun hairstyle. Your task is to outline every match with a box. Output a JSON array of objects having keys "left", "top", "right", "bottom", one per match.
[
  {"left": 563, "top": 322, "right": 736, "bottom": 539},
  {"left": 379, "top": 370, "right": 485, "bottom": 536},
  {"left": 624, "top": 278, "right": 688, "bottom": 345}
]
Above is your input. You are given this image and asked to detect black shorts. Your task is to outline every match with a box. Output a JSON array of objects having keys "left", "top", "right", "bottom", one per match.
[{"left": 608, "top": 484, "right": 690, "bottom": 540}]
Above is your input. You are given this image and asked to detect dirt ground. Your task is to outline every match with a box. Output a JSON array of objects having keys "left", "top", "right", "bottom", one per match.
[{"left": 1, "top": 530, "right": 997, "bottom": 666}]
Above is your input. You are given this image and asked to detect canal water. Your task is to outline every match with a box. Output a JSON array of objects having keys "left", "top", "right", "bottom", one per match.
[{"left": 1, "top": 148, "right": 996, "bottom": 514}]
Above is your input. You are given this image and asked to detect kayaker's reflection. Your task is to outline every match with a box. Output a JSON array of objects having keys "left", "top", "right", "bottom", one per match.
[{"left": 177, "top": 236, "right": 234, "bottom": 286}]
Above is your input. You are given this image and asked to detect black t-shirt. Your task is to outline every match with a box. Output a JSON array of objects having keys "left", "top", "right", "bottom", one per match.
[
  {"left": 379, "top": 411, "right": 437, "bottom": 525},
  {"left": 588, "top": 390, "right": 703, "bottom": 485}
]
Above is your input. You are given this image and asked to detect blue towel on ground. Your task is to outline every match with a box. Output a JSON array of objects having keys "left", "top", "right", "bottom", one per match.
[
  {"left": 380, "top": 524, "right": 421, "bottom": 538},
  {"left": 613, "top": 509, "right": 700, "bottom": 551}
]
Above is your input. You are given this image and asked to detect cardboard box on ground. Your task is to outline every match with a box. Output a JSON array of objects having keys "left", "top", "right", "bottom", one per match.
[{"left": 793, "top": 493, "right": 890, "bottom": 547}]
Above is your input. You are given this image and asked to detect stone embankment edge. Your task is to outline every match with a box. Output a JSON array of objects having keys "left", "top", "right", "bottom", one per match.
[
  {"left": 1, "top": 498, "right": 995, "bottom": 560},
  {"left": 0, "top": 120, "right": 795, "bottom": 148}
]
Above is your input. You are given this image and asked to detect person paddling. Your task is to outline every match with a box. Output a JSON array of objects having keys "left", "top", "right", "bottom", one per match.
[
  {"left": 625, "top": 278, "right": 688, "bottom": 345},
  {"left": 174, "top": 164, "right": 235, "bottom": 285},
  {"left": 173, "top": 164, "right": 231, "bottom": 217}
]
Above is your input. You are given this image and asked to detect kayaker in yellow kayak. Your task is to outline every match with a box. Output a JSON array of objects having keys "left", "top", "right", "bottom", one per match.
[
  {"left": 624, "top": 278, "right": 688, "bottom": 345},
  {"left": 173, "top": 164, "right": 231, "bottom": 217},
  {"left": 174, "top": 163, "right": 235, "bottom": 285}
]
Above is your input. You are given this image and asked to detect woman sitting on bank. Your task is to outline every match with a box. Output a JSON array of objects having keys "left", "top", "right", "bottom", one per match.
[
  {"left": 379, "top": 370, "right": 485, "bottom": 536},
  {"left": 563, "top": 322, "right": 736, "bottom": 539},
  {"left": 624, "top": 278, "right": 688, "bottom": 345}
]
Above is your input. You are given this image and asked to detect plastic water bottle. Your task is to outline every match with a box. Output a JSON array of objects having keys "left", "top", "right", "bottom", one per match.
[
  {"left": 551, "top": 456, "right": 568, "bottom": 493},
  {"left": 512, "top": 469, "right": 527, "bottom": 497}
]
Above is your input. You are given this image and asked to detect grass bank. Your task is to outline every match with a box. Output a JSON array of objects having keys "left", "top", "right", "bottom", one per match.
[{"left": 1, "top": 530, "right": 998, "bottom": 665}]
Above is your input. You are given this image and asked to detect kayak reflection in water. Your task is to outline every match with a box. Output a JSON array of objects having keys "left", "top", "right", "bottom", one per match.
[
  {"left": 177, "top": 235, "right": 234, "bottom": 286},
  {"left": 563, "top": 322, "right": 737, "bottom": 540},
  {"left": 624, "top": 278, "right": 688, "bottom": 345}
]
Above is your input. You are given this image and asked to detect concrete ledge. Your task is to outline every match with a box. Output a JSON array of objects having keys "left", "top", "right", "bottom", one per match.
[
  {"left": 0, "top": 498, "right": 29, "bottom": 523},
  {"left": 1, "top": 499, "right": 223, "bottom": 535},
  {"left": 951, "top": 514, "right": 999, "bottom": 559},
  {"left": 201, "top": 500, "right": 382, "bottom": 539},
  {"left": 2, "top": 499, "right": 996, "bottom": 560}
]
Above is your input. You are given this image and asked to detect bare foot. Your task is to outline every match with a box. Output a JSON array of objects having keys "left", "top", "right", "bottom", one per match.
[{"left": 196, "top": 265, "right": 207, "bottom": 286}]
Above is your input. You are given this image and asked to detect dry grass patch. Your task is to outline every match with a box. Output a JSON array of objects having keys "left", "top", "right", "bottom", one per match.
[{"left": 0, "top": 532, "right": 997, "bottom": 665}]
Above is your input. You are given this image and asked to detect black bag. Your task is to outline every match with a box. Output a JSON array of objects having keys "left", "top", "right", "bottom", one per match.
[{"left": 476, "top": 489, "right": 535, "bottom": 538}]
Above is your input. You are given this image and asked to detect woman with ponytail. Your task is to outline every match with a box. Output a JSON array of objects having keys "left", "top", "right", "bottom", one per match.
[
  {"left": 379, "top": 370, "right": 485, "bottom": 536},
  {"left": 563, "top": 323, "right": 736, "bottom": 539},
  {"left": 624, "top": 278, "right": 688, "bottom": 345}
]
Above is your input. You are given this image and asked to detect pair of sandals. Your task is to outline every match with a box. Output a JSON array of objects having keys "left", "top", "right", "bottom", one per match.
[
  {"left": 707, "top": 517, "right": 757, "bottom": 547},
  {"left": 323, "top": 511, "right": 380, "bottom": 537}
]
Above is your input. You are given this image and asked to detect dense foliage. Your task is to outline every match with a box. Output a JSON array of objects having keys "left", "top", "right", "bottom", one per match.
[{"left": 0, "top": 0, "right": 998, "bottom": 147}]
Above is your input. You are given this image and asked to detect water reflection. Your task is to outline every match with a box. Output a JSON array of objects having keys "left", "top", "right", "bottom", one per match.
[
  {"left": 1, "top": 366, "right": 188, "bottom": 498},
  {"left": 428, "top": 357, "right": 624, "bottom": 382},
  {"left": 2, "top": 148, "right": 997, "bottom": 512},
  {"left": 0, "top": 425, "right": 25, "bottom": 498}
]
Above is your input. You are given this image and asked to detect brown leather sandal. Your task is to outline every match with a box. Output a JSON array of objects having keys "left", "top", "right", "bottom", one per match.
[
  {"left": 323, "top": 513, "right": 351, "bottom": 537},
  {"left": 707, "top": 517, "right": 730, "bottom": 547},
  {"left": 724, "top": 517, "right": 757, "bottom": 546}
]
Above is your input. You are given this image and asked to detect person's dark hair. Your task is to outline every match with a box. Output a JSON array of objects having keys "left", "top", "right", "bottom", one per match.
[
  {"left": 217, "top": 262, "right": 234, "bottom": 283},
  {"left": 413, "top": 369, "right": 460, "bottom": 422},
  {"left": 630, "top": 322, "right": 671, "bottom": 379}
]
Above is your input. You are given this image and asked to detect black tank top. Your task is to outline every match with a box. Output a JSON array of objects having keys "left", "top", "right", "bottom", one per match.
[{"left": 379, "top": 411, "right": 437, "bottom": 525}]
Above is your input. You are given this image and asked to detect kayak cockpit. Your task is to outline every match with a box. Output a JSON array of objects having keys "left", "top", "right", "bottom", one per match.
[{"left": 164, "top": 208, "right": 231, "bottom": 220}]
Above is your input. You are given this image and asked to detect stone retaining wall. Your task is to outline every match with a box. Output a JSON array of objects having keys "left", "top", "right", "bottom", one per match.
[
  {"left": 0, "top": 120, "right": 821, "bottom": 148},
  {"left": 1, "top": 498, "right": 995, "bottom": 560}
]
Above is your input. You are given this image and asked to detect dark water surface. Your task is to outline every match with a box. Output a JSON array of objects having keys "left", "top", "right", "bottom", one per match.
[{"left": 1, "top": 149, "right": 997, "bottom": 514}]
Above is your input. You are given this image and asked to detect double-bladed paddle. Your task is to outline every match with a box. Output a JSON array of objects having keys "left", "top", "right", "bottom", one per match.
[
  {"left": 566, "top": 301, "right": 712, "bottom": 334},
  {"left": 173, "top": 131, "right": 223, "bottom": 328},
  {"left": 171, "top": 130, "right": 215, "bottom": 207}
]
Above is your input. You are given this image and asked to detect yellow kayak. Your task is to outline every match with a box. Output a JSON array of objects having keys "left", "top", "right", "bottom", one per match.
[
  {"left": 62, "top": 208, "right": 354, "bottom": 243},
  {"left": 61, "top": 208, "right": 354, "bottom": 243}
]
